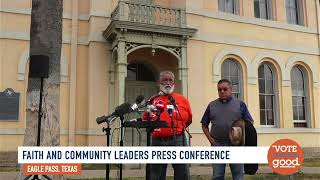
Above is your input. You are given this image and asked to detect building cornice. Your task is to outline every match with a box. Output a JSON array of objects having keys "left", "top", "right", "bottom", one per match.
[
  {"left": 103, "top": 20, "right": 197, "bottom": 42},
  {"left": 186, "top": 8, "right": 318, "bottom": 34},
  {"left": 191, "top": 33, "right": 320, "bottom": 55},
  {"left": 0, "top": 8, "right": 112, "bottom": 21}
]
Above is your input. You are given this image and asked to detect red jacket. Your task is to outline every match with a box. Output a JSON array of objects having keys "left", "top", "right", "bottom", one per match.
[{"left": 143, "top": 92, "right": 192, "bottom": 138}]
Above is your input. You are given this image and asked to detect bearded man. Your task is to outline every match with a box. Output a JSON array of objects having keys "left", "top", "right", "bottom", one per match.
[{"left": 147, "top": 71, "right": 192, "bottom": 180}]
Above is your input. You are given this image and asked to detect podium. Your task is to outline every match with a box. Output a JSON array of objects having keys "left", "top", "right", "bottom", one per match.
[
  {"left": 123, "top": 120, "right": 169, "bottom": 180},
  {"left": 123, "top": 120, "right": 168, "bottom": 129}
]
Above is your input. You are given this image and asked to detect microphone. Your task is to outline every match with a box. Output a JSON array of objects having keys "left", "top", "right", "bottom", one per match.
[
  {"left": 168, "top": 95, "right": 176, "bottom": 106},
  {"left": 96, "top": 102, "right": 131, "bottom": 124},
  {"left": 96, "top": 114, "right": 116, "bottom": 125},
  {"left": 130, "top": 95, "right": 145, "bottom": 112},
  {"left": 147, "top": 91, "right": 164, "bottom": 104},
  {"left": 167, "top": 104, "right": 175, "bottom": 117},
  {"left": 155, "top": 100, "right": 164, "bottom": 113}
]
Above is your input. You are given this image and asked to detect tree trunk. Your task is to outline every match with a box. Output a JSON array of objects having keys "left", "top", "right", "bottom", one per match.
[{"left": 20, "top": 0, "right": 63, "bottom": 179}]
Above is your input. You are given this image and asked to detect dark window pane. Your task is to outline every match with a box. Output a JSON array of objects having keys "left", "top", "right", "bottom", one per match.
[
  {"left": 231, "top": 77, "right": 239, "bottom": 92},
  {"left": 260, "top": 110, "right": 266, "bottom": 125},
  {"left": 258, "top": 65, "right": 264, "bottom": 78},
  {"left": 298, "top": 106, "right": 305, "bottom": 120},
  {"left": 266, "top": 79, "right": 274, "bottom": 94},
  {"left": 127, "top": 63, "right": 155, "bottom": 81},
  {"left": 222, "top": 59, "right": 242, "bottom": 99},
  {"left": 302, "top": 97, "right": 306, "bottom": 107},
  {"left": 266, "top": 110, "right": 274, "bottom": 125},
  {"left": 266, "top": 95, "right": 273, "bottom": 109},
  {"left": 254, "top": 0, "right": 260, "bottom": 18},
  {"left": 221, "top": 62, "right": 229, "bottom": 78},
  {"left": 297, "top": 97, "right": 303, "bottom": 106},
  {"left": 265, "top": 65, "right": 273, "bottom": 80},
  {"left": 226, "top": 0, "right": 234, "bottom": 13},
  {"left": 230, "top": 62, "right": 239, "bottom": 77},
  {"left": 292, "top": 96, "right": 297, "bottom": 106},
  {"left": 292, "top": 105, "right": 298, "bottom": 120},
  {"left": 259, "top": 79, "right": 265, "bottom": 93},
  {"left": 297, "top": 86, "right": 305, "bottom": 96},
  {"left": 259, "top": 95, "right": 265, "bottom": 109}
]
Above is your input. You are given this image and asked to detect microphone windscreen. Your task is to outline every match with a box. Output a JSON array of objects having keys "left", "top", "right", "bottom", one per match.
[
  {"left": 96, "top": 116, "right": 106, "bottom": 124},
  {"left": 115, "top": 103, "right": 131, "bottom": 116},
  {"left": 135, "top": 95, "right": 145, "bottom": 104}
]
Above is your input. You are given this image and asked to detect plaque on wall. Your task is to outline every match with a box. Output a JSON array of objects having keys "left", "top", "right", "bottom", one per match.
[{"left": 0, "top": 88, "right": 20, "bottom": 120}]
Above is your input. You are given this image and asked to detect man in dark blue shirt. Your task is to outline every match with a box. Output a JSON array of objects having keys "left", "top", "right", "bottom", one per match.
[{"left": 201, "top": 79, "right": 253, "bottom": 180}]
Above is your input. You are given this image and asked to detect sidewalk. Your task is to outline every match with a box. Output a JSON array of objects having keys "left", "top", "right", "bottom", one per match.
[{"left": 1, "top": 166, "right": 320, "bottom": 179}]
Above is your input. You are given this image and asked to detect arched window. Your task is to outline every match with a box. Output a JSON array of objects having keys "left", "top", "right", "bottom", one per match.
[
  {"left": 291, "top": 66, "right": 308, "bottom": 127},
  {"left": 221, "top": 59, "right": 242, "bottom": 99},
  {"left": 258, "top": 63, "right": 277, "bottom": 126},
  {"left": 126, "top": 63, "right": 155, "bottom": 81}
]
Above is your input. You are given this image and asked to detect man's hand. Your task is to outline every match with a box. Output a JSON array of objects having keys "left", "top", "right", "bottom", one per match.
[
  {"left": 208, "top": 136, "right": 216, "bottom": 146},
  {"left": 202, "top": 124, "right": 216, "bottom": 146}
]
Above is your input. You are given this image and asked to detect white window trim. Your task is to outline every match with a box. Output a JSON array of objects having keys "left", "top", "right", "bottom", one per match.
[
  {"left": 291, "top": 65, "right": 310, "bottom": 127},
  {"left": 258, "top": 62, "right": 279, "bottom": 127}
]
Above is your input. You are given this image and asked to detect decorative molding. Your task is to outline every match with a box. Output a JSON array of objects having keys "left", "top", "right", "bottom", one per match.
[
  {"left": 0, "top": 31, "right": 30, "bottom": 40},
  {"left": 0, "top": 31, "right": 105, "bottom": 46},
  {"left": 0, "top": 8, "right": 111, "bottom": 21},
  {"left": 285, "top": 55, "right": 319, "bottom": 87},
  {"left": 17, "top": 48, "right": 69, "bottom": 82},
  {"left": 103, "top": 20, "right": 197, "bottom": 42},
  {"left": 0, "top": 7, "right": 31, "bottom": 15},
  {"left": 250, "top": 51, "right": 286, "bottom": 85},
  {"left": 212, "top": 47, "right": 250, "bottom": 82},
  {"left": 4, "top": 30, "right": 318, "bottom": 57},
  {"left": 186, "top": 8, "right": 318, "bottom": 34},
  {"left": 126, "top": 44, "right": 182, "bottom": 61},
  {"left": 192, "top": 33, "right": 320, "bottom": 56},
  {"left": 0, "top": 128, "right": 25, "bottom": 135}
]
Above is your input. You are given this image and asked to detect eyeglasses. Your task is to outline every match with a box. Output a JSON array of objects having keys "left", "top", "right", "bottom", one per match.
[{"left": 218, "top": 88, "right": 229, "bottom": 92}]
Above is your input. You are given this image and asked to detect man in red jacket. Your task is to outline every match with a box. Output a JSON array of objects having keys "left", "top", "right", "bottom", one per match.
[{"left": 146, "top": 71, "right": 192, "bottom": 180}]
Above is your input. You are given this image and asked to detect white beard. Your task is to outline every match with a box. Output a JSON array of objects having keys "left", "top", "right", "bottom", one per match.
[{"left": 160, "top": 84, "right": 174, "bottom": 94}]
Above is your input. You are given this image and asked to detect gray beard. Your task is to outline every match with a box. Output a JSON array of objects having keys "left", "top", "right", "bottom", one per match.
[{"left": 160, "top": 84, "right": 174, "bottom": 94}]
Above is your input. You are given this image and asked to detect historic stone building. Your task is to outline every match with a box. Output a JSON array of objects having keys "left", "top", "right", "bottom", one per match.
[{"left": 1, "top": 0, "right": 319, "bottom": 162}]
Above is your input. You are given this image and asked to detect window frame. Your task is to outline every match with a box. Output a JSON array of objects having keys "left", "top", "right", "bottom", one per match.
[
  {"left": 290, "top": 65, "right": 310, "bottom": 128},
  {"left": 286, "top": 0, "right": 305, "bottom": 25},
  {"left": 221, "top": 58, "right": 243, "bottom": 100},
  {"left": 218, "top": 0, "right": 240, "bottom": 15},
  {"left": 254, "top": 0, "right": 273, "bottom": 20},
  {"left": 258, "top": 62, "right": 278, "bottom": 127}
]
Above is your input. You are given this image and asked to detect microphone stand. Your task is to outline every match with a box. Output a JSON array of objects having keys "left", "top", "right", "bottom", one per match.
[
  {"left": 146, "top": 110, "right": 152, "bottom": 180},
  {"left": 169, "top": 113, "right": 177, "bottom": 144},
  {"left": 102, "top": 122, "right": 111, "bottom": 180},
  {"left": 119, "top": 114, "right": 125, "bottom": 180}
]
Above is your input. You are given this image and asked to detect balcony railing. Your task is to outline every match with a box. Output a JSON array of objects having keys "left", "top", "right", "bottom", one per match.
[{"left": 111, "top": 1, "right": 186, "bottom": 28}]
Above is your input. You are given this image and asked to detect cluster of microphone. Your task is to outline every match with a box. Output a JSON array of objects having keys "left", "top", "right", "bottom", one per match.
[{"left": 96, "top": 91, "right": 177, "bottom": 125}]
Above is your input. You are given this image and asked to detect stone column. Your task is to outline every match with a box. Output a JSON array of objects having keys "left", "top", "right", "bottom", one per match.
[
  {"left": 179, "top": 38, "right": 188, "bottom": 97},
  {"left": 115, "top": 38, "right": 127, "bottom": 106}
]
